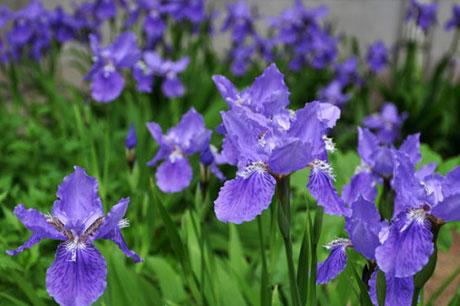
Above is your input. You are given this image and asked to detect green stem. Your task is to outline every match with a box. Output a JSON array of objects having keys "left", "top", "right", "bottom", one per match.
[
  {"left": 257, "top": 216, "right": 272, "bottom": 306},
  {"left": 276, "top": 176, "right": 301, "bottom": 306}
]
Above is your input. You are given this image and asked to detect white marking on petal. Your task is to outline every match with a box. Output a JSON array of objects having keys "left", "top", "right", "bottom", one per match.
[
  {"left": 118, "top": 218, "right": 130, "bottom": 229},
  {"left": 401, "top": 208, "right": 427, "bottom": 232},
  {"left": 64, "top": 238, "right": 86, "bottom": 262},
  {"left": 323, "top": 135, "right": 336, "bottom": 153},
  {"left": 238, "top": 162, "right": 267, "bottom": 179},
  {"left": 169, "top": 147, "right": 183, "bottom": 162},
  {"left": 311, "top": 159, "right": 336, "bottom": 181},
  {"left": 324, "top": 238, "right": 351, "bottom": 250}
]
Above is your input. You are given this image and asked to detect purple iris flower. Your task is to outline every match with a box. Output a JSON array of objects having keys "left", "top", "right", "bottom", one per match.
[
  {"left": 357, "top": 127, "right": 420, "bottom": 179},
  {"left": 144, "top": 52, "right": 189, "bottom": 98},
  {"left": 334, "top": 56, "right": 361, "bottom": 87},
  {"left": 6, "top": 166, "right": 141, "bottom": 306},
  {"left": 406, "top": 0, "right": 438, "bottom": 32},
  {"left": 212, "top": 64, "right": 347, "bottom": 224},
  {"left": 125, "top": 124, "right": 137, "bottom": 150},
  {"left": 165, "top": 0, "right": 206, "bottom": 25},
  {"left": 6, "top": 0, "right": 53, "bottom": 60},
  {"left": 271, "top": 2, "right": 337, "bottom": 71},
  {"left": 317, "top": 187, "right": 413, "bottom": 305},
  {"left": 445, "top": 4, "right": 460, "bottom": 31},
  {"left": 366, "top": 40, "right": 389, "bottom": 73},
  {"left": 146, "top": 108, "right": 211, "bottom": 193},
  {"left": 137, "top": 1, "right": 168, "bottom": 48},
  {"left": 318, "top": 80, "right": 350, "bottom": 107},
  {"left": 94, "top": 0, "right": 117, "bottom": 22},
  {"left": 49, "top": 6, "right": 79, "bottom": 44},
  {"left": 0, "top": 5, "right": 12, "bottom": 28},
  {"left": 221, "top": 1, "right": 255, "bottom": 42},
  {"left": 363, "top": 103, "right": 407, "bottom": 145},
  {"left": 229, "top": 43, "right": 255, "bottom": 76},
  {"left": 375, "top": 152, "right": 460, "bottom": 279},
  {"left": 86, "top": 32, "right": 141, "bottom": 103}
]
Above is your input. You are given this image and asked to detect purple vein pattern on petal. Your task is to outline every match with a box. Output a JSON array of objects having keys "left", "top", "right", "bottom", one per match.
[
  {"left": 46, "top": 244, "right": 107, "bottom": 306},
  {"left": 6, "top": 204, "right": 65, "bottom": 255},
  {"left": 214, "top": 170, "right": 275, "bottom": 224},
  {"left": 317, "top": 241, "right": 348, "bottom": 284},
  {"left": 52, "top": 166, "right": 104, "bottom": 235},
  {"left": 375, "top": 212, "right": 434, "bottom": 278}
]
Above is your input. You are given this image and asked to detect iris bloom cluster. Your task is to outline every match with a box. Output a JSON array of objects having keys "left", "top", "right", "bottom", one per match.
[
  {"left": 318, "top": 56, "right": 361, "bottom": 107},
  {"left": 363, "top": 103, "right": 407, "bottom": 145},
  {"left": 7, "top": 167, "right": 141, "bottom": 306},
  {"left": 270, "top": 0, "right": 337, "bottom": 71},
  {"left": 221, "top": 1, "right": 272, "bottom": 76},
  {"left": 316, "top": 128, "right": 460, "bottom": 306},
  {"left": 212, "top": 64, "right": 349, "bottom": 223},
  {"left": 146, "top": 107, "right": 222, "bottom": 193}
]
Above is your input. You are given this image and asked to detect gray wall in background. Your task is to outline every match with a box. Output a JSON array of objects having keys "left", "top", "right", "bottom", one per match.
[{"left": 4, "top": 0, "right": 459, "bottom": 69}]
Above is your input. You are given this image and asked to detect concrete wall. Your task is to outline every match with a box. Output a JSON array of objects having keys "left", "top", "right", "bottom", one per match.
[{"left": 5, "top": 0, "right": 459, "bottom": 63}]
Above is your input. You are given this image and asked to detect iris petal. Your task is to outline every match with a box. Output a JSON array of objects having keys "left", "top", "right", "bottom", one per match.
[
  {"left": 155, "top": 157, "right": 193, "bottom": 193},
  {"left": 46, "top": 244, "right": 107, "bottom": 306},
  {"left": 214, "top": 169, "right": 275, "bottom": 224}
]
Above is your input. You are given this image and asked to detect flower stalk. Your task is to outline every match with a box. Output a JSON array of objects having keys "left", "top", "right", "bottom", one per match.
[{"left": 276, "top": 176, "right": 301, "bottom": 306}]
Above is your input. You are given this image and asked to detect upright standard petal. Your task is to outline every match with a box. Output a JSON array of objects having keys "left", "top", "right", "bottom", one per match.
[
  {"left": 288, "top": 102, "right": 330, "bottom": 158},
  {"left": 307, "top": 160, "right": 351, "bottom": 217},
  {"left": 399, "top": 134, "right": 421, "bottom": 166},
  {"left": 392, "top": 152, "right": 429, "bottom": 215},
  {"left": 7, "top": 204, "right": 65, "bottom": 255},
  {"left": 155, "top": 157, "right": 193, "bottom": 193},
  {"left": 443, "top": 166, "right": 460, "bottom": 198},
  {"left": 268, "top": 139, "right": 312, "bottom": 175},
  {"left": 52, "top": 166, "right": 104, "bottom": 235},
  {"left": 95, "top": 198, "right": 142, "bottom": 262},
  {"left": 431, "top": 194, "right": 460, "bottom": 222},
  {"left": 110, "top": 32, "right": 141, "bottom": 68},
  {"left": 91, "top": 69, "right": 125, "bottom": 103},
  {"left": 345, "top": 197, "right": 382, "bottom": 259},
  {"left": 146, "top": 122, "right": 172, "bottom": 167},
  {"left": 317, "top": 239, "right": 349, "bottom": 284},
  {"left": 245, "top": 63, "right": 290, "bottom": 116},
  {"left": 357, "top": 127, "right": 379, "bottom": 166},
  {"left": 212, "top": 75, "right": 239, "bottom": 106},
  {"left": 342, "top": 172, "right": 377, "bottom": 204},
  {"left": 168, "top": 108, "right": 211, "bottom": 154},
  {"left": 375, "top": 212, "right": 434, "bottom": 278},
  {"left": 46, "top": 244, "right": 107, "bottom": 306},
  {"left": 214, "top": 166, "right": 275, "bottom": 224}
]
